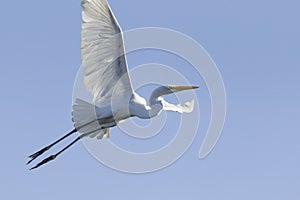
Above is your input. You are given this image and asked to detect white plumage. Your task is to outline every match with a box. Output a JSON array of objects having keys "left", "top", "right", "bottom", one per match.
[
  {"left": 27, "top": 0, "right": 198, "bottom": 170},
  {"left": 81, "top": 0, "right": 132, "bottom": 104}
]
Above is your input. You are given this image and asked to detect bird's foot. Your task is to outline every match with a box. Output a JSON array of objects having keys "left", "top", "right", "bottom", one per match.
[
  {"left": 27, "top": 146, "right": 51, "bottom": 165},
  {"left": 29, "top": 155, "right": 57, "bottom": 170}
]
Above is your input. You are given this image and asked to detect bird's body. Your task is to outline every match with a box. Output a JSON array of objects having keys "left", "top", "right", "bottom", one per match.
[{"left": 27, "top": 0, "right": 198, "bottom": 170}]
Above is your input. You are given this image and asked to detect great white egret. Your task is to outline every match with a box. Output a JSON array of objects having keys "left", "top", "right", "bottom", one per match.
[{"left": 27, "top": 0, "right": 198, "bottom": 170}]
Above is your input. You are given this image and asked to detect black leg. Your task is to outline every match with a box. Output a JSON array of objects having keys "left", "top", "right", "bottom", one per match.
[
  {"left": 27, "top": 128, "right": 77, "bottom": 165},
  {"left": 29, "top": 132, "right": 91, "bottom": 170}
]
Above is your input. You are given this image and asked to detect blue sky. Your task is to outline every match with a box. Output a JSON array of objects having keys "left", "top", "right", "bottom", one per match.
[{"left": 1, "top": 0, "right": 299, "bottom": 199}]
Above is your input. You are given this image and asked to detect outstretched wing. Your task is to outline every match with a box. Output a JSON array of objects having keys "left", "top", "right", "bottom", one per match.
[{"left": 81, "top": 0, "right": 133, "bottom": 104}]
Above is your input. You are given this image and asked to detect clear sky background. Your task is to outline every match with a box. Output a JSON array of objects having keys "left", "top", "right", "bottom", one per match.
[{"left": 1, "top": 0, "right": 299, "bottom": 199}]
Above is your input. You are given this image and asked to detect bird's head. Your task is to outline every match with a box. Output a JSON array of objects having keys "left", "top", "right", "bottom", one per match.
[
  {"left": 149, "top": 85, "right": 199, "bottom": 105},
  {"left": 147, "top": 85, "right": 199, "bottom": 115}
]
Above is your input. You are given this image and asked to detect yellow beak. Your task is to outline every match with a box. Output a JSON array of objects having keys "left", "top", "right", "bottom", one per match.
[{"left": 168, "top": 85, "right": 199, "bottom": 91}]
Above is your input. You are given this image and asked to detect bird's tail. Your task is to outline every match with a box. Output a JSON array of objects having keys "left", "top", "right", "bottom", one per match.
[
  {"left": 72, "top": 99, "right": 96, "bottom": 127},
  {"left": 72, "top": 98, "right": 109, "bottom": 139}
]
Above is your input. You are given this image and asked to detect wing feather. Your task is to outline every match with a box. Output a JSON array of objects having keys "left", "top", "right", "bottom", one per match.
[{"left": 81, "top": 0, "right": 133, "bottom": 104}]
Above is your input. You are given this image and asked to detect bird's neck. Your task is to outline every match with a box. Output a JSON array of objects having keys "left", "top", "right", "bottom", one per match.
[
  {"left": 131, "top": 95, "right": 163, "bottom": 119},
  {"left": 147, "top": 97, "right": 163, "bottom": 118},
  {"left": 134, "top": 103, "right": 162, "bottom": 119},
  {"left": 148, "top": 103, "right": 163, "bottom": 118}
]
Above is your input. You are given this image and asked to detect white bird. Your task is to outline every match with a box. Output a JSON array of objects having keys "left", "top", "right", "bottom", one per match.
[{"left": 27, "top": 0, "right": 198, "bottom": 170}]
